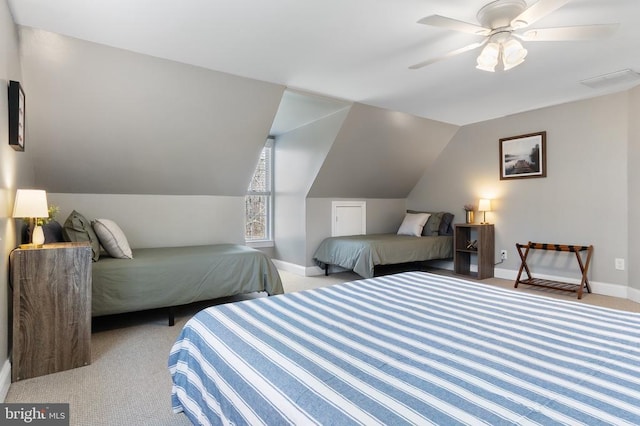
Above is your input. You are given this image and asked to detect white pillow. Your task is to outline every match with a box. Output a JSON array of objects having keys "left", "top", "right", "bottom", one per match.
[
  {"left": 397, "top": 212, "right": 431, "bottom": 237},
  {"left": 92, "top": 219, "right": 133, "bottom": 259}
]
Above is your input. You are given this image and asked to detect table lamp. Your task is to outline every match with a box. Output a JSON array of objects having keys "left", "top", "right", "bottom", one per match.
[
  {"left": 478, "top": 199, "right": 492, "bottom": 224},
  {"left": 13, "top": 189, "right": 49, "bottom": 246}
]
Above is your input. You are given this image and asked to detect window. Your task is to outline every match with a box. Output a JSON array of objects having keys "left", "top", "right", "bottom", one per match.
[{"left": 245, "top": 138, "right": 273, "bottom": 242}]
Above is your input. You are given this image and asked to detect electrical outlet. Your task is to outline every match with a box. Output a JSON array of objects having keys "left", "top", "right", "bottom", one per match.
[
  {"left": 615, "top": 258, "right": 625, "bottom": 271},
  {"left": 500, "top": 250, "right": 507, "bottom": 260}
]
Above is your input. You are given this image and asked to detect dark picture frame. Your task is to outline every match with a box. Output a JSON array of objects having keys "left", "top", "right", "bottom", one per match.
[
  {"left": 8, "top": 80, "right": 26, "bottom": 151},
  {"left": 499, "top": 131, "right": 546, "bottom": 180}
]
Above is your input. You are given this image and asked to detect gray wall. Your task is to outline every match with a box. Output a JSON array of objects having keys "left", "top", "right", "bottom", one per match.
[
  {"left": 408, "top": 92, "right": 630, "bottom": 292},
  {"left": 274, "top": 108, "right": 350, "bottom": 266},
  {"left": 19, "top": 27, "right": 284, "bottom": 196},
  {"left": 16, "top": 26, "right": 466, "bottom": 274},
  {"left": 628, "top": 85, "right": 640, "bottom": 291},
  {"left": 306, "top": 198, "right": 408, "bottom": 269},
  {"left": 308, "top": 103, "right": 459, "bottom": 198},
  {"left": 275, "top": 102, "right": 460, "bottom": 269},
  {"left": 48, "top": 194, "right": 245, "bottom": 248},
  {"left": 0, "top": 0, "right": 36, "bottom": 399},
  {"left": 10, "top": 15, "right": 640, "bottom": 304}
]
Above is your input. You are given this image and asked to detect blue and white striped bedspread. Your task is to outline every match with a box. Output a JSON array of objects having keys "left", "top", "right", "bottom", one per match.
[{"left": 169, "top": 271, "right": 640, "bottom": 425}]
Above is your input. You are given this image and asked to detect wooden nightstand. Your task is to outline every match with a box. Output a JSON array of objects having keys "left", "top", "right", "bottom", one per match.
[
  {"left": 10, "top": 242, "right": 92, "bottom": 382},
  {"left": 454, "top": 224, "right": 495, "bottom": 280}
]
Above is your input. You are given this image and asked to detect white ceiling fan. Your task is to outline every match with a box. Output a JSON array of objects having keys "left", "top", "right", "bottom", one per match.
[{"left": 410, "top": 0, "right": 618, "bottom": 72}]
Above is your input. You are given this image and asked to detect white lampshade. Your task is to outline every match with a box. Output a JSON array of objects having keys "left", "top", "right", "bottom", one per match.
[
  {"left": 13, "top": 189, "right": 49, "bottom": 245},
  {"left": 478, "top": 199, "right": 492, "bottom": 225},
  {"left": 13, "top": 189, "right": 49, "bottom": 219},
  {"left": 478, "top": 199, "right": 492, "bottom": 212}
]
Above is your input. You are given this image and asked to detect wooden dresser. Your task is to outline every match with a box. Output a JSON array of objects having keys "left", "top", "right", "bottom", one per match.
[{"left": 10, "top": 242, "right": 92, "bottom": 382}]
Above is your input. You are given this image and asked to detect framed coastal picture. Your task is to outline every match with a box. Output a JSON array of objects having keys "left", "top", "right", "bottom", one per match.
[
  {"left": 499, "top": 131, "right": 546, "bottom": 180},
  {"left": 8, "top": 80, "right": 26, "bottom": 151}
]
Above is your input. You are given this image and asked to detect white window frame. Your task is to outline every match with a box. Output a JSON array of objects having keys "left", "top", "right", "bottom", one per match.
[{"left": 245, "top": 138, "right": 274, "bottom": 247}]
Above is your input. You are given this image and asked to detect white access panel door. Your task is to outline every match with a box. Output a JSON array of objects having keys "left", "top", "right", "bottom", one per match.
[{"left": 332, "top": 201, "right": 366, "bottom": 236}]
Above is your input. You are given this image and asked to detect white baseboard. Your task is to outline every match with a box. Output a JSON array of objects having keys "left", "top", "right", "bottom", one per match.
[
  {"left": 0, "top": 359, "right": 11, "bottom": 401},
  {"left": 272, "top": 259, "right": 327, "bottom": 276},
  {"left": 274, "top": 259, "right": 633, "bottom": 301},
  {"left": 629, "top": 286, "right": 640, "bottom": 304},
  {"left": 271, "top": 259, "right": 307, "bottom": 276}
]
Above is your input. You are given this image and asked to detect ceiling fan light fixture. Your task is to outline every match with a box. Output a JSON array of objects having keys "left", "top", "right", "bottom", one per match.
[
  {"left": 502, "top": 38, "right": 527, "bottom": 70},
  {"left": 476, "top": 42, "right": 500, "bottom": 72},
  {"left": 503, "top": 38, "right": 527, "bottom": 62},
  {"left": 413, "top": 0, "right": 619, "bottom": 72}
]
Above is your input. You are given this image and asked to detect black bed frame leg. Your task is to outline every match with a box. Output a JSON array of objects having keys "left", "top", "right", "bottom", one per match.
[
  {"left": 325, "top": 264, "right": 329, "bottom": 276},
  {"left": 168, "top": 307, "right": 175, "bottom": 326}
]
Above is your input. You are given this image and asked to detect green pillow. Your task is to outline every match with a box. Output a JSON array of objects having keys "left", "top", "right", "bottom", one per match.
[
  {"left": 422, "top": 212, "right": 444, "bottom": 236},
  {"left": 62, "top": 210, "right": 100, "bottom": 261}
]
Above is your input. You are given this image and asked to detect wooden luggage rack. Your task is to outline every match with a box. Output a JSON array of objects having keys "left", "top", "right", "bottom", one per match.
[{"left": 515, "top": 242, "right": 593, "bottom": 299}]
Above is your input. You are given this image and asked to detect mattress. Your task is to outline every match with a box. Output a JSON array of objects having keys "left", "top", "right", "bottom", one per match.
[
  {"left": 169, "top": 272, "right": 640, "bottom": 425},
  {"left": 92, "top": 244, "right": 283, "bottom": 316},
  {"left": 313, "top": 233, "right": 453, "bottom": 278}
]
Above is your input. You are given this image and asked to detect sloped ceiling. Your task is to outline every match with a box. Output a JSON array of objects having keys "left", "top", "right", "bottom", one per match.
[
  {"left": 19, "top": 27, "right": 460, "bottom": 200},
  {"left": 20, "top": 28, "right": 284, "bottom": 196},
  {"left": 7, "top": 0, "right": 640, "bottom": 125},
  {"left": 308, "top": 103, "right": 459, "bottom": 198}
]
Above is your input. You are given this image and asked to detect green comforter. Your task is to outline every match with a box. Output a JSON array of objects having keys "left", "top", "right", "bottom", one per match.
[
  {"left": 92, "top": 244, "right": 283, "bottom": 316},
  {"left": 313, "top": 234, "right": 453, "bottom": 278}
]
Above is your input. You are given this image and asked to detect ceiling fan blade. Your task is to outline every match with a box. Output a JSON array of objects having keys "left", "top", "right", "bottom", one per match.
[
  {"left": 409, "top": 41, "right": 487, "bottom": 70},
  {"left": 511, "top": 0, "right": 570, "bottom": 29},
  {"left": 520, "top": 24, "right": 619, "bottom": 41},
  {"left": 418, "top": 15, "right": 490, "bottom": 36}
]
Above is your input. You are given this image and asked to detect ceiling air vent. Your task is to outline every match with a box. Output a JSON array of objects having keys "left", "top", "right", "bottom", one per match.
[{"left": 580, "top": 69, "right": 640, "bottom": 89}]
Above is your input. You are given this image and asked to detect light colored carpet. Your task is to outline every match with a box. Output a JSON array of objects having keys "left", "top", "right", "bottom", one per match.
[
  {"left": 4, "top": 270, "right": 352, "bottom": 426},
  {"left": 5, "top": 269, "right": 639, "bottom": 425}
]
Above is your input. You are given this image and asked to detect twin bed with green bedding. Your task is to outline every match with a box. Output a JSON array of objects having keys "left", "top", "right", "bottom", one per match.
[
  {"left": 313, "top": 234, "right": 453, "bottom": 278},
  {"left": 313, "top": 210, "right": 455, "bottom": 278},
  {"left": 92, "top": 244, "right": 283, "bottom": 324}
]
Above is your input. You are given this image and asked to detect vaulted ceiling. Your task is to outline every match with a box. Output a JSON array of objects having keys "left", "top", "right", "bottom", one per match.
[
  {"left": 19, "top": 27, "right": 457, "bottom": 200},
  {"left": 8, "top": 0, "right": 640, "bottom": 125}
]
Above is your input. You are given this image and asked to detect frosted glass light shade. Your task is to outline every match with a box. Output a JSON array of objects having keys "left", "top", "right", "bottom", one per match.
[
  {"left": 502, "top": 38, "right": 527, "bottom": 70},
  {"left": 476, "top": 42, "right": 500, "bottom": 72}
]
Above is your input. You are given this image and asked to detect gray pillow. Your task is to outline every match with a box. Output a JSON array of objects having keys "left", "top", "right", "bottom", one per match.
[
  {"left": 423, "top": 212, "right": 444, "bottom": 236},
  {"left": 407, "top": 210, "right": 455, "bottom": 236},
  {"left": 439, "top": 213, "right": 455, "bottom": 236},
  {"left": 62, "top": 210, "right": 100, "bottom": 261},
  {"left": 407, "top": 210, "right": 442, "bottom": 236}
]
